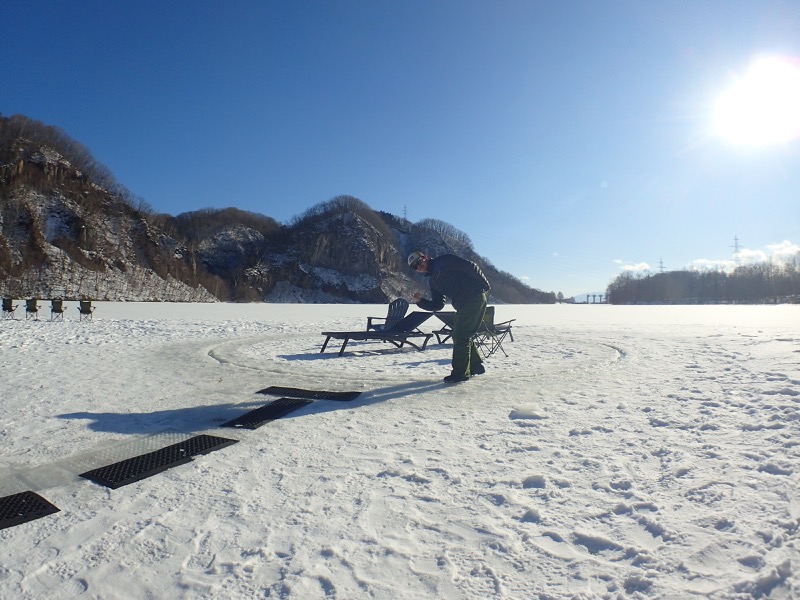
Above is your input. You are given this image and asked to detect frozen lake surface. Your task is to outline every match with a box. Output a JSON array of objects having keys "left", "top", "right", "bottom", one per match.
[{"left": 1, "top": 303, "right": 798, "bottom": 599}]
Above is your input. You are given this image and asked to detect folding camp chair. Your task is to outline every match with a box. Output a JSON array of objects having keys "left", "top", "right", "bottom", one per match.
[
  {"left": 321, "top": 310, "right": 434, "bottom": 356},
  {"left": 473, "top": 306, "right": 515, "bottom": 358},
  {"left": 77, "top": 300, "right": 95, "bottom": 321},
  {"left": 366, "top": 298, "right": 409, "bottom": 331},
  {"left": 2, "top": 298, "right": 18, "bottom": 319},
  {"left": 50, "top": 298, "right": 65, "bottom": 321},
  {"left": 25, "top": 298, "right": 39, "bottom": 320}
]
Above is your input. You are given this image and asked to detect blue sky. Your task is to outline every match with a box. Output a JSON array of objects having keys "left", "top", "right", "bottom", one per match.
[{"left": 4, "top": 1, "right": 799, "bottom": 297}]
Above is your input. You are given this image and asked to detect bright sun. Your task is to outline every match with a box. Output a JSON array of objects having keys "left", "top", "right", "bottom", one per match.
[{"left": 714, "top": 55, "right": 800, "bottom": 146}]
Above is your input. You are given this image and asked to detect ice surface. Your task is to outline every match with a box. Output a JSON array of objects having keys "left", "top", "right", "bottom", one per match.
[{"left": 0, "top": 303, "right": 798, "bottom": 598}]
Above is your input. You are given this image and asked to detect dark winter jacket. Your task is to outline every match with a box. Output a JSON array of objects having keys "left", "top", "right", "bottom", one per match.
[{"left": 416, "top": 254, "right": 491, "bottom": 311}]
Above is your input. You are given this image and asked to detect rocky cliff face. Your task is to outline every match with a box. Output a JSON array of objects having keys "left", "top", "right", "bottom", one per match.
[
  {"left": 0, "top": 135, "right": 216, "bottom": 301},
  {"left": 187, "top": 200, "right": 416, "bottom": 303},
  {"left": 1, "top": 114, "right": 554, "bottom": 304}
]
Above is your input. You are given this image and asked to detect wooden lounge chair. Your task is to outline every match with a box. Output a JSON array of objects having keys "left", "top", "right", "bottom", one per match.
[
  {"left": 77, "top": 300, "right": 95, "bottom": 321},
  {"left": 473, "top": 306, "right": 515, "bottom": 357},
  {"left": 366, "top": 298, "right": 409, "bottom": 331},
  {"left": 321, "top": 311, "right": 434, "bottom": 356},
  {"left": 50, "top": 298, "right": 65, "bottom": 321},
  {"left": 25, "top": 298, "right": 39, "bottom": 320},
  {"left": 2, "top": 298, "right": 18, "bottom": 320}
]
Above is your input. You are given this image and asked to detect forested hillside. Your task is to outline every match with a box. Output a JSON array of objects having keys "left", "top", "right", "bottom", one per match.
[
  {"left": 1, "top": 114, "right": 554, "bottom": 304},
  {"left": 606, "top": 263, "right": 800, "bottom": 304}
]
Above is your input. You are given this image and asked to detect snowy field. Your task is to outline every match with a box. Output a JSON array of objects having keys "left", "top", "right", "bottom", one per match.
[{"left": 0, "top": 302, "right": 798, "bottom": 599}]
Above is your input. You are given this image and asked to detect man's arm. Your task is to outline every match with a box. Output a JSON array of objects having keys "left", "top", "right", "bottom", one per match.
[
  {"left": 458, "top": 258, "right": 490, "bottom": 291},
  {"left": 414, "top": 287, "right": 446, "bottom": 312}
]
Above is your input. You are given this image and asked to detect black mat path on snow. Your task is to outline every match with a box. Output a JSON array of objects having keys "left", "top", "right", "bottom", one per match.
[
  {"left": 221, "top": 397, "right": 313, "bottom": 430},
  {"left": 80, "top": 434, "right": 239, "bottom": 489},
  {"left": 0, "top": 490, "right": 61, "bottom": 530},
  {"left": 256, "top": 386, "right": 362, "bottom": 402}
]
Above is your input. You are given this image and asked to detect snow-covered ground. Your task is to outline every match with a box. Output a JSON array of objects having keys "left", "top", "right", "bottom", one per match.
[{"left": 1, "top": 302, "right": 798, "bottom": 599}]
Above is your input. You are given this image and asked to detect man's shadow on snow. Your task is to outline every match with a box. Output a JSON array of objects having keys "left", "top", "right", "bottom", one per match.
[
  {"left": 57, "top": 400, "right": 268, "bottom": 436},
  {"left": 282, "top": 351, "right": 441, "bottom": 361},
  {"left": 278, "top": 341, "right": 453, "bottom": 362},
  {"left": 56, "top": 379, "right": 447, "bottom": 436}
]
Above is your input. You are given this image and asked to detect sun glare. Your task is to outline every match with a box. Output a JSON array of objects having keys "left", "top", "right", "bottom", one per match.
[{"left": 714, "top": 55, "right": 800, "bottom": 146}]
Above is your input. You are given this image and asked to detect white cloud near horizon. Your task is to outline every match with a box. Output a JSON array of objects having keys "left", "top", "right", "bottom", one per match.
[
  {"left": 614, "top": 259, "right": 651, "bottom": 273},
  {"left": 766, "top": 240, "right": 800, "bottom": 261},
  {"left": 616, "top": 240, "right": 799, "bottom": 276},
  {"left": 691, "top": 240, "right": 799, "bottom": 272},
  {"left": 690, "top": 258, "right": 738, "bottom": 271}
]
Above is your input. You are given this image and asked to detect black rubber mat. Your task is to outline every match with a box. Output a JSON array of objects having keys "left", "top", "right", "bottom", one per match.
[
  {"left": 222, "top": 397, "right": 312, "bottom": 429},
  {"left": 256, "top": 386, "right": 361, "bottom": 402},
  {"left": 177, "top": 434, "right": 239, "bottom": 456},
  {"left": 80, "top": 434, "right": 238, "bottom": 489},
  {"left": 0, "top": 491, "right": 60, "bottom": 530}
]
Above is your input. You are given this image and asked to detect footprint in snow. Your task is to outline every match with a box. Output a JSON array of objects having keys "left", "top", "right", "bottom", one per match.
[{"left": 522, "top": 475, "right": 547, "bottom": 489}]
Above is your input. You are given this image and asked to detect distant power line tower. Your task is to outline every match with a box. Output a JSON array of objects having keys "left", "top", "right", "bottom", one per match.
[
  {"left": 658, "top": 258, "right": 666, "bottom": 273},
  {"left": 731, "top": 235, "right": 741, "bottom": 264},
  {"left": 403, "top": 205, "right": 408, "bottom": 221}
]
